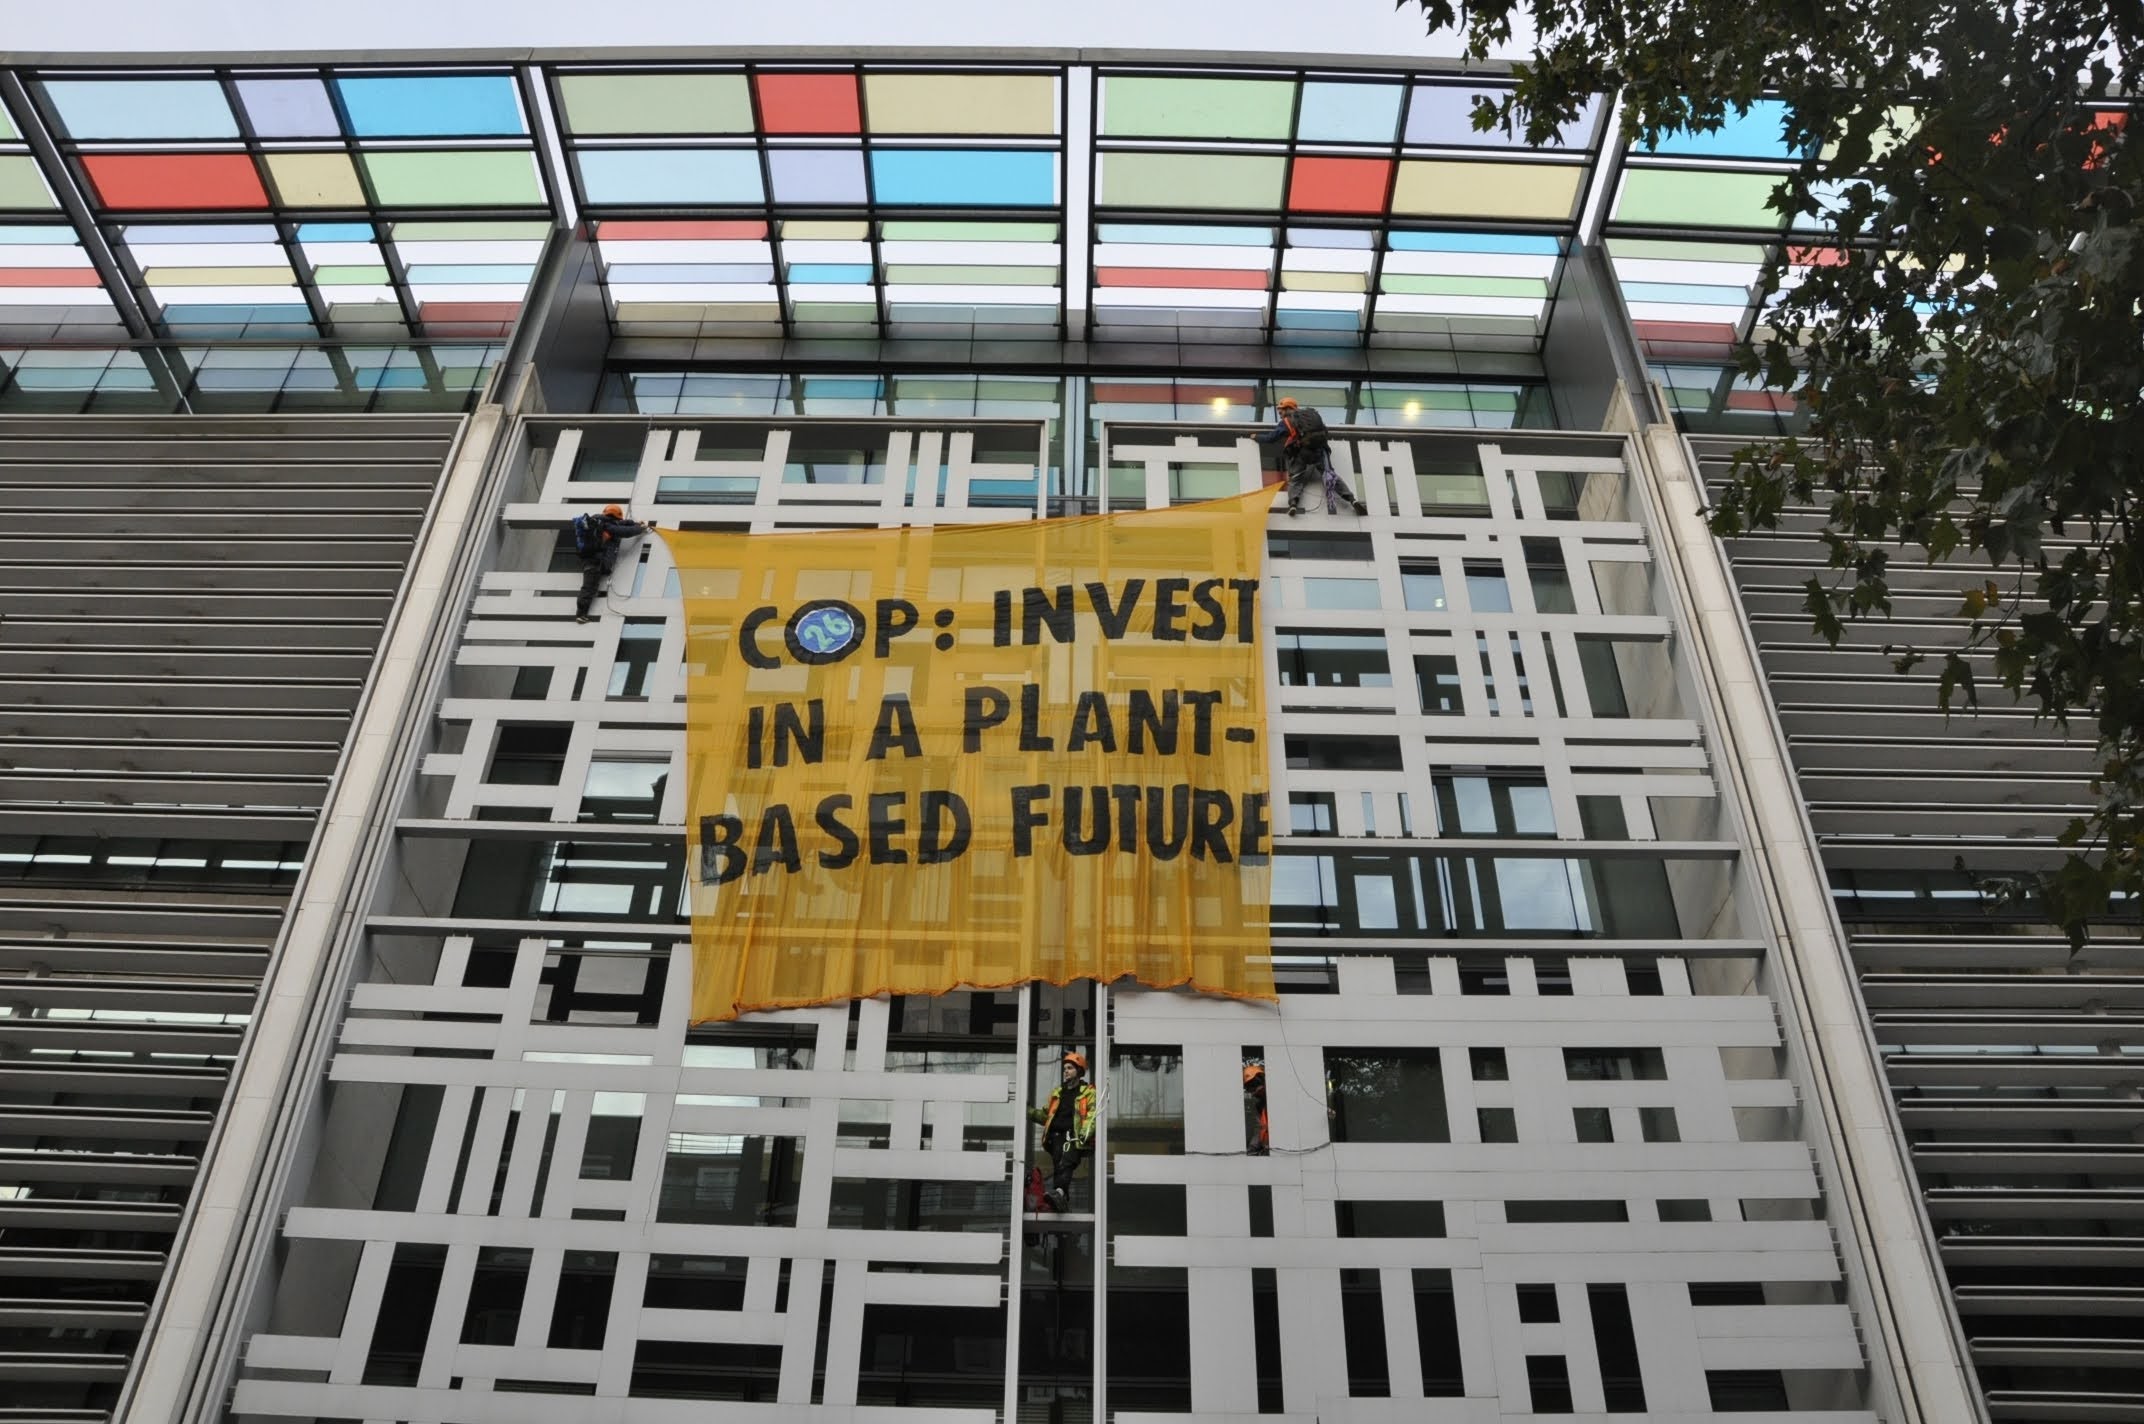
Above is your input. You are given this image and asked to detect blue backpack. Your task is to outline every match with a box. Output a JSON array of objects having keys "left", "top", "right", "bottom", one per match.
[{"left": 571, "top": 512, "right": 603, "bottom": 557}]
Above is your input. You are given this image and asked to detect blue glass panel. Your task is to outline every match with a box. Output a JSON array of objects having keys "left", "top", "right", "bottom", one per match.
[
  {"left": 334, "top": 76, "right": 525, "bottom": 138},
  {"left": 577, "top": 150, "right": 763, "bottom": 205},
  {"left": 769, "top": 149, "right": 868, "bottom": 204},
  {"left": 801, "top": 377, "right": 882, "bottom": 398},
  {"left": 1297, "top": 82, "right": 1403, "bottom": 144},
  {"left": 237, "top": 79, "right": 342, "bottom": 138},
  {"left": 296, "top": 222, "right": 378, "bottom": 242},
  {"left": 44, "top": 80, "right": 238, "bottom": 140},
  {"left": 1619, "top": 281, "right": 1750, "bottom": 306},
  {"left": 1388, "top": 231, "right": 1563, "bottom": 254},
  {"left": 0, "top": 225, "right": 78, "bottom": 243},
  {"left": 787, "top": 264, "right": 875, "bottom": 283},
  {"left": 1644, "top": 101, "right": 1796, "bottom": 158},
  {"left": 1406, "top": 89, "right": 1599, "bottom": 149},
  {"left": 1276, "top": 307, "right": 1361, "bottom": 329},
  {"left": 1096, "top": 224, "right": 1272, "bottom": 245},
  {"left": 869, "top": 150, "right": 1056, "bottom": 206}
]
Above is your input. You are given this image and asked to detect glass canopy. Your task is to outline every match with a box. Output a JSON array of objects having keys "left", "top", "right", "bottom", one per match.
[{"left": 0, "top": 57, "right": 1835, "bottom": 355}]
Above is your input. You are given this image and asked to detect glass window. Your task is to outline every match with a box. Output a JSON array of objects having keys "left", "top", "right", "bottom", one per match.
[
  {"left": 784, "top": 431, "right": 884, "bottom": 484},
  {"left": 1573, "top": 1107, "right": 1615, "bottom": 1142},
  {"left": 1302, "top": 576, "right": 1381, "bottom": 610},
  {"left": 642, "top": 1255, "right": 747, "bottom": 1310},
  {"left": 1477, "top": 1107, "right": 1518, "bottom": 1142},
  {"left": 1415, "top": 653, "right": 1463, "bottom": 713},
  {"left": 1470, "top": 1047, "right": 1508, "bottom": 1080},
  {"left": 1270, "top": 530, "right": 1372, "bottom": 561},
  {"left": 1577, "top": 635, "right": 1630, "bottom": 717},
  {"left": 1335, "top": 1200, "right": 1445, "bottom": 1237},
  {"left": 1401, "top": 564, "right": 1447, "bottom": 610},
  {"left": 1564, "top": 1047, "right": 1669, "bottom": 1081},
  {"left": 487, "top": 723, "right": 570, "bottom": 785},
  {"left": 656, "top": 1135, "right": 805, "bottom": 1225},
  {"left": 1528, "top": 1355, "right": 1576, "bottom": 1413},
  {"left": 1289, "top": 791, "right": 1337, "bottom": 835},
  {"left": 1276, "top": 631, "right": 1391, "bottom": 687},
  {"left": 1464, "top": 561, "right": 1511, "bottom": 612},
  {"left": 608, "top": 617, "right": 665, "bottom": 698},
  {"left": 1524, "top": 537, "right": 1576, "bottom": 612},
  {"left": 1640, "top": 1107, "right": 1680, "bottom": 1142},
  {"left": 1326, "top": 1048, "right": 1448, "bottom": 1142},
  {"left": 1110, "top": 1045, "right": 1184, "bottom": 1156},
  {"left": 1417, "top": 470, "right": 1489, "bottom": 513},
  {"left": 1415, "top": 1270, "right": 1466, "bottom": 1396},
  {"left": 1284, "top": 735, "right": 1403, "bottom": 771},
  {"left": 856, "top": 1305, "right": 1005, "bottom": 1408},
  {"left": 580, "top": 757, "right": 669, "bottom": 823},
  {"left": 1434, "top": 775, "right": 1555, "bottom": 837},
  {"left": 1517, "top": 1284, "right": 1560, "bottom": 1323}
]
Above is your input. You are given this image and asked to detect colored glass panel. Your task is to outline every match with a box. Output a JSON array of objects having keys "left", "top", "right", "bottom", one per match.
[
  {"left": 236, "top": 79, "right": 342, "bottom": 138},
  {"left": 43, "top": 80, "right": 239, "bottom": 140},
  {"left": 264, "top": 153, "right": 366, "bottom": 207},
  {"left": 1389, "top": 161, "right": 1583, "bottom": 221},
  {"left": 1098, "top": 224, "right": 1272, "bottom": 246},
  {"left": 1612, "top": 169, "right": 1785, "bottom": 229},
  {"left": 85, "top": 154, "right": 268, "bottom": 210},
  {"left": 1388, "top": 231, "right": 1562, "bottom": 254},
  {"left": 863, "top": 73, "right": 1056, "bottom": 135},
  {"left": 600, "top": 219, "right": 768, "bottom": 239},
  {"left": 578, "top": 150, "right": 763, "bottom": 205},
  {"left": 335, "top": 76, "right": 525, "bottom": 137},
  {"left": 869, "top": 150, "right": 1055, "bottom": 206},
  {"left": 882, "top": 220, "right": 1058, "bottom": 240},
  {"left": 1406, "top": 88, "right": 1600, "bottom": 150},
  {"left": 0, "top": 102, "right": 17, "bottom": 140},
  {"left": 1098, "top": 266, "right": 1265, "bottom": 289},
  {"left": 1288, "top": 156, "right": 1391, "bottom": 214},
  {"left": 1101, "top": 76, "right": 1293, "bottom": 139},
  {"left": 558, "top": 73, "right": 755, "bottom": 134},
  {"left": 1644, "top": 100, "right": 1797, "bottom": 159},
  {"left": 1098, "top": 153, "right": 1286, "bottom": 209},
  {"left": 0, "top": 156, "right": 55, "bottom": 210},
  {"left": 362, "top": 151, "right": 543, "bottom": 207},
  {"left": 767, "top": 148, "right": 867, "bottom": 203},
  {"left": 755, "top": 73, "right": 861, "bottom": 135},
  {"left": 1296, "top": 82, "right": 1403, "bottom": 144}
]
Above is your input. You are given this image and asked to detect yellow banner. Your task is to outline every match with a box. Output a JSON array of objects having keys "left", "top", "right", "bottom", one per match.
[{"left": 668, "top": 488, "right": 1277, "bottom": 1021}]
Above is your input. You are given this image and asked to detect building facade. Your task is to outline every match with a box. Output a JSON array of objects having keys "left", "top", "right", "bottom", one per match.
[{"left": 0, "top": 45, "right": 2122, "bottom": 1424}]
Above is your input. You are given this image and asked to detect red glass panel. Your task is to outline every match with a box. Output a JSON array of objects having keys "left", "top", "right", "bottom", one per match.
[
  {"left": 1095, "top": 266, "right": 1267, "bottom": 290},
  {"left": 755, "top": 74, "right": 860, "bottom": 135},
  {"left": 1287, "top": 156, "right": 1392, "bottom": 215},
  {"left": 0, "top": 267, "right": 104, "bottom": 287},
  {"left": 83, "top": 153, "right": 268, "bottom": 210}
]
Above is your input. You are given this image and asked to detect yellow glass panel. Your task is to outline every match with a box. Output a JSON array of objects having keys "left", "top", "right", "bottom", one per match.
[
  {"left": 264, "top": 152, "right": 366, "bottom": 208},
  {"left": 143, "top": 266, "right": 298, "bottom": 285},
  {"left": 1391, "top": 161, "right": 1584, "bottom": 221},
  {"left": 1281, "top": 270, "right": 1367, "bottom": 293},
  {"left": 864, "top": 73, "right": 1056, "bottom": 135}
]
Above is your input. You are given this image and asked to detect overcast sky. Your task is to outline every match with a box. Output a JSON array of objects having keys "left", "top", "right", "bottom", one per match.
[{"left": 5, "top": 0, "right": 1515, "bottom": 62}]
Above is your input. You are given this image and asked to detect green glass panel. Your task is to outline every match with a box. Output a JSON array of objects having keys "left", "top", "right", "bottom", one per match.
[
  {"left": 884, "top": 265, "right": 1055, "bottom": 285},
  {"left": 1380, "top": 275, "right": 1548, "bottom": 298},
  {"left": 0, "top": 155, "right": 54, "bottom": 209},
  {"left": 1099, "top": 153, "right": 1285, "bottom": 210},
  {"left": 0, "top": 104, "right": 16, "bottom": 140},
  {"left": 312, "top": 264, "right": 393, "bottom": 284},
  {"left": 1102, "top": 76, "right": 1294, "bottom": 139},
  {"left": 559, "top": 73, "right": 754, "bottom": 134},
  {"left": 879, "top": 221, "right": 1059, "bottom": 241},
  {"left": 1470, "top": 390, "right": 1520, "bottom": 410},
  {"left": 363, "top": 153, "right": 544, "bottom": 208},
  {"left": 1613, "top": 170, "right": 1785, "bottom": 230}
]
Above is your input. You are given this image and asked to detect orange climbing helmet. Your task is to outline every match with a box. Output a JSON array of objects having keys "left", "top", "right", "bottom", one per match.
[
  {"left": 1243, "top": 1063, "right": 1265, "bottom": 1087},
  {"left": 1061, "top": 1050, "right": 1088, "bottom": 1073},
  {"left": 1276, "top": 396, "right": 1298, "bottom": 410},
  {"left": 602, "top": 503, "right": 625, "bottom": 517}
]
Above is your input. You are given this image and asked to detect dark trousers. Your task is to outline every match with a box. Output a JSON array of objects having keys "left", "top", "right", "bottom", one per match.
[
  {"left": 1285, "top": 449, "right": 1357, "bottom": 510},
  {"left": 1043, "top": 1132, "right": 1087, "bottom": 1195},
  {"left": 575, "top": 548, "right": 618, "bottom": 616}
]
